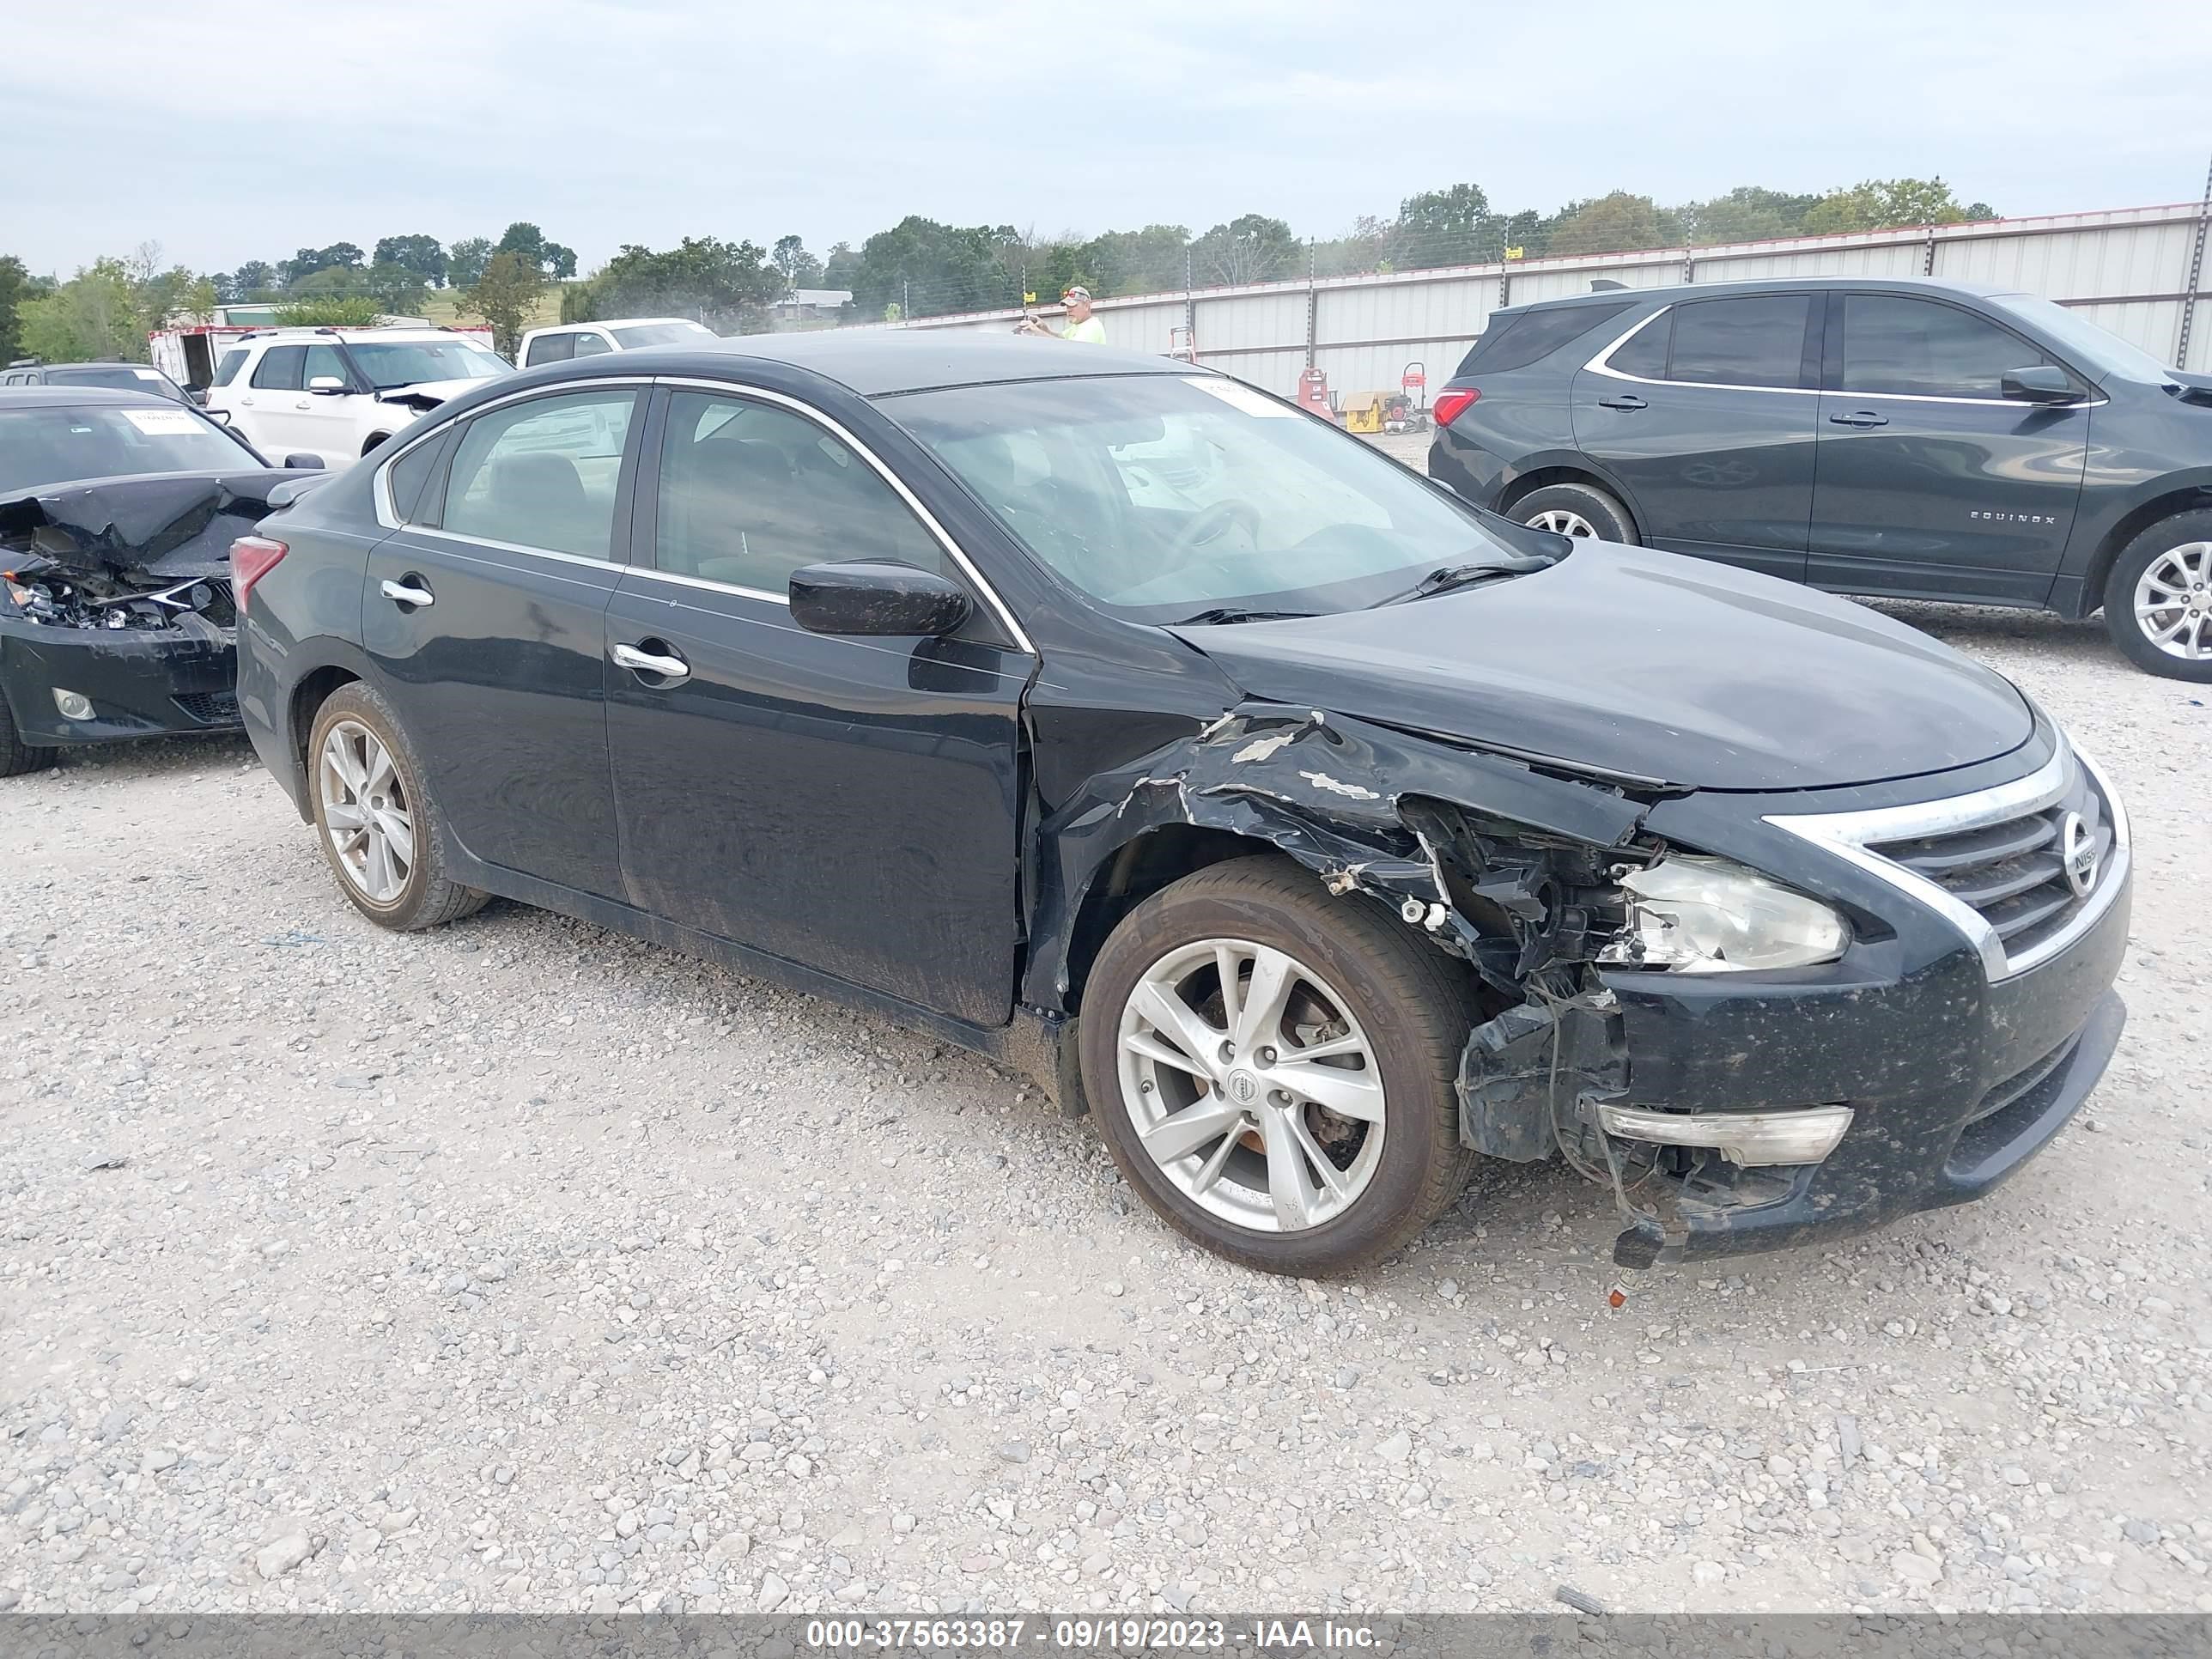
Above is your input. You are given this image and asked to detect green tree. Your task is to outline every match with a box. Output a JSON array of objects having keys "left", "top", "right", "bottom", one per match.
[
  {"left": 0, "top": 256, "right": 33, "bottom": 362},
  {"left": 17, "top": 261, "right": 144, "bottom": 362},
  {"left": 279, "top": 242, "right": 365, "bottom": 287},
  {"left": 1677, "top": 185, "right": 1818, "bottom": 245},
  {"left": 821, "top": 241, "right": 858, "bottom": 287},
  {"left": 566, "top": 237, "right": 781, "bottom": 331},
  {"left": 1801, "top": 177, "right": 1983, "bottom": 234},
  {"left": 1547, "top": 191, "right": 1680, "bottom": 255},
  {"left": 771, "top": 234, "right": 824, "bottom": 295},
  {"left": 228, "top": 260, "right": 277, "bottom": 299},
  {"left": 1191, "top": 214, "right": 1300, "bottom": 286},
  {"left": 374, "top": 234, "right": 447, "bottom": 286},
  {"left": 447, "top": 237, "right": 495, "bottom": 289},
  {"left": 1073, "top": 224, "right": 1190, "bottom": 295},
  {"left": 460, "top": 251, "right": 544, "bottom": 356},
  {"left": 849, "top": 217, "right": 1015, "bottom": 318},
  {"left": 1396, "top": 183, "right": 1494, "bottom": 264},
  {"left": 362, "top": 262, "right": 430, "bottom": 311},
  {"left": 272, "top": 296, "right": 385, "bottom": 327},
  {"left": 495, "top": 222, "right": 577, "bottom": 280}
]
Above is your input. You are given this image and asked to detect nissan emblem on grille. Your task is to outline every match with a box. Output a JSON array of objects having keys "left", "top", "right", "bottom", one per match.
[{"left": 2061, "top": 810, "right": 2100, "bottom": 898}]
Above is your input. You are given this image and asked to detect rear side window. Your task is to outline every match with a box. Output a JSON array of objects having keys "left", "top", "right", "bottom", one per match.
[
  {"left": 251, "top": 345, "right": 306, "bottom": 390},
  {"left": 1664, "top": 296, "right": 1812, "bottom": 389},
  {"left": 1457, "top": 301, "right": 1634, "bottom": 376},
  {"left": 1840, "top": 295, "right": 2049, "bottom": 398},
  {"left": 212, "top": 349, "right": 248, "bottom": 386},
  {"left": 524, "top": 331, "right": 575, "bottom": 367},
  {"left": 385, "top": 434, "right": 447, "bottom": 523},
  {"left": 441, "top": 390, "right": 636, "bottom": 556}
]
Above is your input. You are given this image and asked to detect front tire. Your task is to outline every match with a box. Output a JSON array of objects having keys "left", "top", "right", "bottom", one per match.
[
  {"left": 0, "top": 696, "right": 58, "bottom": 777},
  {"left": 2103, "top": 512, "right": 2212, "bottom": 680},
  {"left": 1079, "top": 856, "right": 1478, "bottom": 1276},
  {"left": 307, "top": 683, "right": 488, "bottom": 930},
  {"left": 1513, "top": 481, "right": 1637, "bottom": 544}
]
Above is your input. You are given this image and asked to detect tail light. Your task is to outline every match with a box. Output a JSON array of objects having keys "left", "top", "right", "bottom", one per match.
[
  {"left": 1432, "top": 388, "right": 1480, "bottom": 428},
  {"left": 229, "top": 536, "right": 289, "bottom": 613}
]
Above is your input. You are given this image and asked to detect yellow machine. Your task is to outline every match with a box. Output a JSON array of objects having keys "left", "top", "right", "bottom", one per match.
[{"left": 1341, "top": 391, "right": 1387, "bottom": 434}]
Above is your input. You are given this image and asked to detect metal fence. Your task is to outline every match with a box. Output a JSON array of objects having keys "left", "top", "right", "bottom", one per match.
[{"left": 856, "top": 201, "right": 2212, "bottom": 401}]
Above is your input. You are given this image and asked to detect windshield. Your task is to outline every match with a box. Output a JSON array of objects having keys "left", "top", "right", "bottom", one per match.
[
  {"left": 1990, "top": 292, "right": 2177, "bottom": 385},
  {"left": 45, "top": 366, "right": 187, "bottom": 402},
  {"left": 891, "top": 374, "right": 1536, "bottom": 622},
  {"left": 0, "top": 404, "right": 252, "bottom": 492},
  {"left": 611, "top": 322, "right": 715, "bottom": 348},
  {"left": 345, "top": 339, "right": 510, "bottom": 389}
]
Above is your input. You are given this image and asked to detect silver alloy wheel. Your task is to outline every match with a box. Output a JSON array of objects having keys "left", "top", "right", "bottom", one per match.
[
  {"left": 1115, "top": 937, "right": 1386, "bottom": 1232},
  {"left": 2134, "top": 541, "right": 2212, "bottom": 661},
  {"left": 319, "top": 719, "right": 416, "bottom": 904},
  {"left": 1527, "top": 507, "right": 1598, "bottom": 537}
]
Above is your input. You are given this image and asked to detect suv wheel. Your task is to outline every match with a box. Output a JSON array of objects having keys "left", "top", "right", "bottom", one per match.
[
  {"left": 0, "top": 697, "right": 58, "bottom": 777},
  {"left": 307, "top": 683, "right": 489, "bottom": 930},
  {"left": 2104, "top": 511, "right": 2212, "bottom": 681},
  {"left": 1513, "top": 481, "right": 1637, "bottom": 544},
  {"left": 1079, "top": 856, "right": 1478, "bottom": 1276}
]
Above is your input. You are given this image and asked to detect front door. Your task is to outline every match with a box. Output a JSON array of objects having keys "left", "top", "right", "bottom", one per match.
[
  {"left": 1808, "top": 292, "right": 2091, "bottom": 605},
  {"left": 1570, "top": 292, "right": 1822, "bottom": 580},
  {"left": 605, "top": 385, "right": 1030, "bottom": 1026},
  {"left": 362, "top": 385, "right": 644, "bottom": 900}
]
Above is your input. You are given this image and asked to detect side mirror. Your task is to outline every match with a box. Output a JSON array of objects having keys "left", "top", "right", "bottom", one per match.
[
  {"left": 188, "top": 388, "right": 209, "bottom": 406},
  {"left": 2002, "top": 365, "right": 2081, "bottom": 405},
  {"left": 283, "top": 453, "right": 325, "bottom": 471},
  {"left": 307, "top": 375, "right": 349, "bottom": 395},
  {"left": 788, "top": 560, "right": 971, "bottom": 637}
]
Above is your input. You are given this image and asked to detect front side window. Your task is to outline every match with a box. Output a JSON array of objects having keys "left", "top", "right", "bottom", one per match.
[
  {"left": 302, "top": 343, "right": 351, "bottom": 390},
  {"left": 894, "top": 374, "right": 1534, "bottom": 623},
  {"left": 525, "top": 332, "right": 575, "bottom": 367},
  {"left": 1841, "top": 295, "right": 2050, "bottom": 398},
  {"left": 571, "top": 333, "right": 612, "bottom": 358},
  {"left": 1664, "top": 295, "right": 1812, "bottom": 389},
  {"left": 250, "top": 344, "right": 306, "bottom": 391},
  {"left": 211, "top": 349, "right": 248, "bottom": 386},
  {"left": 653, "top": 392, "right": 943, "bottom": 593},
  {"left": 441, "top": 391, "right": 636, "bottom": 556}
]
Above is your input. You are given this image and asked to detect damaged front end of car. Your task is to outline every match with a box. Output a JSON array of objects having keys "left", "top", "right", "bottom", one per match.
[
  {"left": 1036, "top": 698, "right": 2128, "bottom": 1272},
  {"left": 0, "top": 471, "right": 318, "bottom": 748}
]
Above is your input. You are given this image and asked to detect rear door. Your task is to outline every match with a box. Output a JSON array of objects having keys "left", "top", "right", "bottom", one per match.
[
  {"left": 362, "top": 384, "right": 645, "bottom": 900},
  {"left": 1808, "top": 292, "right": 2091, "bottom": 604},
  {"left": 1570, "top": 292, "right": 1821, "bottom": 580},
  {"left": 604, "top": 381, "right": 1031, "bottom": 1024}
]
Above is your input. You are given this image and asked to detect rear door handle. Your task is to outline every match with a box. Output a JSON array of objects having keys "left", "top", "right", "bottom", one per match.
[
  {"left": 612, "top": 640, "right": 690, "bottom": 685},
  {"left": 1829, "top": 410, "right": 1889, "bottom": 428},
  {"left": 379, "top": 577, "right": 434, "bottom": 608},
  {"left": 1597, "top": 394, "right": 1647, "bottom": 410}
]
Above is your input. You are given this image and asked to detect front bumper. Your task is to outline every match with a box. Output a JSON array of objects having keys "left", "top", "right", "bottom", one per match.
[
  {"left": 1594, "top": 844, "right": 2130, "bottom": 1266},
  {"left": 0, "top": 616, "right": 240, "bottom": 746}
]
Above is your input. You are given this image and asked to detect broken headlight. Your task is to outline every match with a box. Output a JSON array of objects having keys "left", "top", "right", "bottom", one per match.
[{"left": 1601, "top": 854, "right": 1847, "bottom": 973}]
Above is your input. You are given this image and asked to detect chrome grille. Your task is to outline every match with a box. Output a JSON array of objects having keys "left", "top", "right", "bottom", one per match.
[{"left": 1765, "top": 741, "right": 2130, "bottom": 981}]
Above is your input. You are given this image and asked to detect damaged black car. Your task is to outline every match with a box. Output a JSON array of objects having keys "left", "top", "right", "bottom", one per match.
[
  {"left": 235, "top": 335, "right": 2130, "bottom": 1276},
  {"left": 0, "top": 386, "right": 328, "bottom": 775}
]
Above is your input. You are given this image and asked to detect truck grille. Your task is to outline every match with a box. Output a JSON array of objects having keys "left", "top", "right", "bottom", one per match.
[{"left": 1865, "top": 763, "right": 2114, "bottom": 967}]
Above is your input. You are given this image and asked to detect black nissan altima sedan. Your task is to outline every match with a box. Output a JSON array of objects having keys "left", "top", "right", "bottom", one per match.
[{"left": 232, "top": 333, "right": 2130, "bottom": 1277}]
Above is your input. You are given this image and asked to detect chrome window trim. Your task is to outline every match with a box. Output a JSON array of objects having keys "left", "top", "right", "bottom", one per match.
[
  {"left": 1763, "top": 738, "right": 2130, "bottom": 981},
  {"left": 1584, "top": 303, "right": 2106, "bottom": 408},
  {"left": 651, "top": 374, "right": 1036, "bottom": 655},
  {"left": 402, "top": 526, "right": 627, "bottom": 576},
  {"left": 370, "top": 377, "right": 656, "bottom": 532},
  {"left": 623, "top": 565, "right": 788, "bottom": 607}
]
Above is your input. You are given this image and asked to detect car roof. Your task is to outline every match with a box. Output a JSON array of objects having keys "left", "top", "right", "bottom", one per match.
[
  {"left": 1505, "top": 273, "right": 2018, "bottom": 316},
  {"left": 236, "top": 328, "right": 461, "bottom": 344},
  {"left": 0, "top": 385, "right": 193, "bottom": 408},
  {"left": 585, "top": 330, "right": 1188, "bottom": 396},
  {"left": 527, "top": 317, "right": 705, "bottom": 334}
]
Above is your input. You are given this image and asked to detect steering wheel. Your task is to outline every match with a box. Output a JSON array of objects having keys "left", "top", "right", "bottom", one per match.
[{"left": 1173, "top": 498, "right": 1261, "bottom": 555}]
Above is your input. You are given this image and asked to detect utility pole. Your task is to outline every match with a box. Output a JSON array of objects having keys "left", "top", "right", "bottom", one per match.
[
  {"left": 2176, "top": 151, "right": 2212, "bottom": 369},
  {"left": 1305, "top": 237, "right": 1318, "bottom": 369}
]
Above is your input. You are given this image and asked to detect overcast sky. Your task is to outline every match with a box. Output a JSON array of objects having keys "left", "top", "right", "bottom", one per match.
[{"left": 11, "top": 0, "right": 2211, "bottom": 278}]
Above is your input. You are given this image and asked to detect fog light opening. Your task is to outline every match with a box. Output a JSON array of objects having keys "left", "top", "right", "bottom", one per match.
[
  {"left": 52, "top": 688, "right": 95, "bottom": 721},
  {"left": 1596, "top": 1103, "right": 1853, "bottom": 1167}
]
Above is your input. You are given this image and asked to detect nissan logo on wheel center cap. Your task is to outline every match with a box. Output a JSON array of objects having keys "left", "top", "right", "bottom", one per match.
[
  {"left": 1227, "top": 1070, "right": 1261, "bottom": 1105},
  {"left": 2060, "top": 810, "right": 2100, "bottom": 899}
]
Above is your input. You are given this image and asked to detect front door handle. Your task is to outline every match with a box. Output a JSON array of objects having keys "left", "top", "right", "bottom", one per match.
[
  {"left": 1829, "top": 410, "right": 1890, "bottom": 428},
  {"left": 1597, "top": 393, "right": 1647, "bottom": 410},
  {"left": 294, "top": 398, "right": 312, "bottom": 410},
  {"left": 612, "top": 640, "right": 690, "bottom": 685},
  {"left": 379, "top": 577, "right": 434, "bottom": 608}
]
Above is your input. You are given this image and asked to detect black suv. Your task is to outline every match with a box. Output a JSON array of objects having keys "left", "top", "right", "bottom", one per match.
[{"left": 1429, "top": 276, "right": 2212, "bottom": 680}]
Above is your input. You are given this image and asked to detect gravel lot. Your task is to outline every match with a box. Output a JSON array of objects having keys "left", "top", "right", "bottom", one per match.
[{"left": 3, "top": 435, "right": 2209, "bottom": 1617}]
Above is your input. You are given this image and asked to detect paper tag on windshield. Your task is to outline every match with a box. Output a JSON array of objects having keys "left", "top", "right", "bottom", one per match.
[
  {"left": 134, "top": 369, "right": 165, "bottom": 381},
  {"left": 123, "top": 408, "right": 201, "bottom": 436},
  {"left": 1183, "top": 376, "right": 1296, "bottom": 417}
]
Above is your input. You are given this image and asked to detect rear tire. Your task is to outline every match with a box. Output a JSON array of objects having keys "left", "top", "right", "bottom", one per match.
[
  {"left": 0, "top": 696, "right": 58, "bottom": 777},
  {"left": 2102, "top": 511, "right": 2212, "bottom": 681},
  {"left": 1079, "top": 855, "right": 1479, "bottom": 1276},
  {"left": 307, "top": 682, "right": 488, "bottom": 931},
  {"left": 1513, "top": 481, "right": 1637, "bottom": 544}
]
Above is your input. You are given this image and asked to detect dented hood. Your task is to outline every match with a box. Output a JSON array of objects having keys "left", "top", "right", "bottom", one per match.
[
  {"left": 376, "top": 376, "right": 489, "bottom": 411},
  {"left": 1169, "top": 542, "right": 2034, "bottom": 793},
  {"left": 0, "top": 468, "right": 320, "bottom": 583}
]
